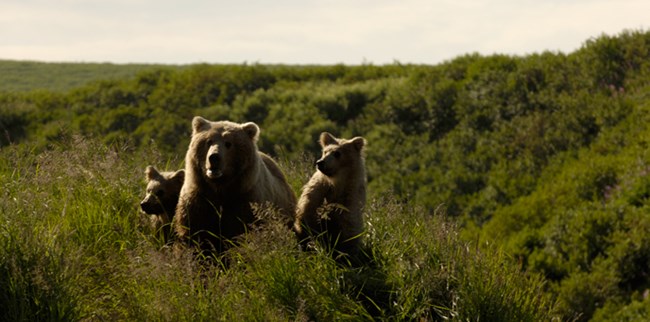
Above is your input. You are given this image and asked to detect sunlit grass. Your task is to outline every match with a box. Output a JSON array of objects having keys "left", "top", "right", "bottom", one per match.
[{"left": 0, "top": 137, "right": 555, "bottom": 321}]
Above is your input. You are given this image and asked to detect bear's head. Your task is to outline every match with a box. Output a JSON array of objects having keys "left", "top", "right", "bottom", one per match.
[
  {"left": 316, "top": 132, "right": 366, "bottom": 177},
  {"left": 190, "top": 116, "right": 260, "bottom": 185},
  {"left": 140, "top": 166, "right": 185, "bottom": 215}
]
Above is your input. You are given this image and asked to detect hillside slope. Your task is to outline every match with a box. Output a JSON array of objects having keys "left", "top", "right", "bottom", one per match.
[
  {"left": 1, "top": 30, "right": 649, "bottom": 321},
  {"left": 0, "top": 59, "right": 181, "bottom": 92}
]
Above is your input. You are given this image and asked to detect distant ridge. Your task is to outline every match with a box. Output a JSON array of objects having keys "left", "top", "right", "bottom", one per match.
[{"left": 0, "top": 59, "right": 183, "bottom": 92}]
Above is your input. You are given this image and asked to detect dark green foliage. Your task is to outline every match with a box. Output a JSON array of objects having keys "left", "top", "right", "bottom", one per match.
[{"left": 2, "top": 29, "right": 650, "bottom": 321}]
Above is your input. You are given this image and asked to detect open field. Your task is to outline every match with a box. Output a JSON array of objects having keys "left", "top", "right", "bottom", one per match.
[{"left": 0, "top": 59, "right": 182, "bottom": 93}]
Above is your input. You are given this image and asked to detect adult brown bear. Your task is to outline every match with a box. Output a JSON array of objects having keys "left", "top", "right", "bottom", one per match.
[{"left": 174, "top": 117, "right": 296, "bottom": 252}]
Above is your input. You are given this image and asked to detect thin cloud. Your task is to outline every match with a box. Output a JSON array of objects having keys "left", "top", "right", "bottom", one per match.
[{"left": 0, "top": 0, "right": 647, "bottom": 64}]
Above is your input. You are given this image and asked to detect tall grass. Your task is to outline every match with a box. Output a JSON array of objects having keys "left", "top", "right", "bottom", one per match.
[{"left": 0, "top": 136, "right": 555, "bottom": 321}]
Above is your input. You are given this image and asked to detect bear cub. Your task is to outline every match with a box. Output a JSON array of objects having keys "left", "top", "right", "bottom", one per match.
[
  {"left": 294, "top": 132, "right": 367, "bottom": 256},
  {"left": 140, "top": 166, "right": 184, "bottom": 240}
]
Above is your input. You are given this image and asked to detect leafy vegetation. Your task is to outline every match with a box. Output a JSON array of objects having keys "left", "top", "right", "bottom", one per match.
[{"left": 1, "top": 29, "right": 650, "bottom": 320}]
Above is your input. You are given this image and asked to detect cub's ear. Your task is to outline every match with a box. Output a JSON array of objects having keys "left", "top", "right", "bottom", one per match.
[
  {"left": 192, "top": 116, "right": 212, "bottom": 135},
  {"left": 145, "top": 165, "right": 160, "bottom": 180},
  {"left": 242, "top": 122, "right": 260, "bottom": 142},
  {"left": 320, "top": 132, "right": 338, "bottom": 147},
  {"left": 171, "top": 169, "right": 185, "bottom": 183},
  {"left": 350, "top": 137, "right": 366, "bottom": 151}
]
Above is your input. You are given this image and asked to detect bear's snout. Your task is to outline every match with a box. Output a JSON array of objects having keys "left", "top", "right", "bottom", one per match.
[
  {"left": 140, "top": 201, "right": 151, "bottom": 213},
  {"left": 206, "top": 153, "right": 224, "bottom": 179},
  {"left": 316, "top": 159, "right": 334, "bottom": 176},
  {"left": 208, "top": 153, "right": 220, "bottom": 167},
  {"left": 140, "top": 199, "right": 161, "bottom": 214}
]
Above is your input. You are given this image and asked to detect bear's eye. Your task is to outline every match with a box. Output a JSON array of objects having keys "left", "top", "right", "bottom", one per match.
[
  {"left": 333, "top": 151, "right": 341, "bottom": 159},
  {"left": 206, "top": 139, "right": 213, "bottom": 146},
  {"left": 155, "top": 190, "right": 164, "bottom": 198},
  {"left": 225, "top": 141, "right": 232, "bottom": 149}
]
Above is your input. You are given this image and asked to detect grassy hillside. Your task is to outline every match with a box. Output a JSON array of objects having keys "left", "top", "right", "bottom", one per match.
[
  {"left": 0, "top": 138, "right": 554, "bottom": 321},
  {"left": 1, "top": 29, "right": 650, "bottom": 321},
  {"left": 0, "top": 59, "right": 182, "bottom": 93}
]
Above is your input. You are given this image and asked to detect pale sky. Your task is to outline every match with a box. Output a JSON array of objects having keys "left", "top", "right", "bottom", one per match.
[{"left": 1, "top": 0, "right": 647, "bottom": 65}]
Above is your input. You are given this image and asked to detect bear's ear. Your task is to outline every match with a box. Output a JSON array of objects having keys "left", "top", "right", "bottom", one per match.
[
  {"left": 320, "top": 132, "right": 338, "bottom": 147},
  {"left": 350, "top": 137, "right": 366, "bottom": 151},
  {"left": 171, "top": 169, "right": 185, "bottom": 183},
  {"left": 242, "top": 122, "right": 260, "bottom": 142},
  {"left": 192, "top": 116, "right": 212, "bottom": 135},
  {"left": 145, "top": 165, "right": 160, "bottom": 180}
]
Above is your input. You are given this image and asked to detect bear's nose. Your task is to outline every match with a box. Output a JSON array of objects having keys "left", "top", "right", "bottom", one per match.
[
  {"left": 208, "top": 153, "right": 220, "bottom": 166},
  {"left": 316, "top": 159, "right": 325, "bottom": 171}
]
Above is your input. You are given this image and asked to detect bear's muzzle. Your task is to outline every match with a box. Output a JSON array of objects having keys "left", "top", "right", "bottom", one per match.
[
  {"left": 206, "top": 153, "right": 224, "bottom": 179},
  {"left": 140, "top": 198, "right": 163, "bottom": 214},
  {"left": 316, "top": 159, "right": 334, "bottom": 177}
]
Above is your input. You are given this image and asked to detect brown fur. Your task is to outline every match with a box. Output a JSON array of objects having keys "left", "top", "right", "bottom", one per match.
[
  {"left": 140, "top": 166, "right": 184, "bottom": 241},
  {"left": 293, "top": 132, "right": 367, "bottom": 255},
  {"left": 174, "top": 117, "right": 297, "bottom": 252}
]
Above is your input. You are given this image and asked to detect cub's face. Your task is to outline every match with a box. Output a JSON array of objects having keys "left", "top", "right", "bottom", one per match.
[
  {"left": 140, "top": 166, "right": 184, "bottom": 215},
  {"left": 191, "top": 117, "right": 259, "bottom": 183},
  {"left": 141, "top": 178, "right": 166, "bottom": 214},
  {"left": 316, "top": 132, "right": 365, "bottom": 177}
]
